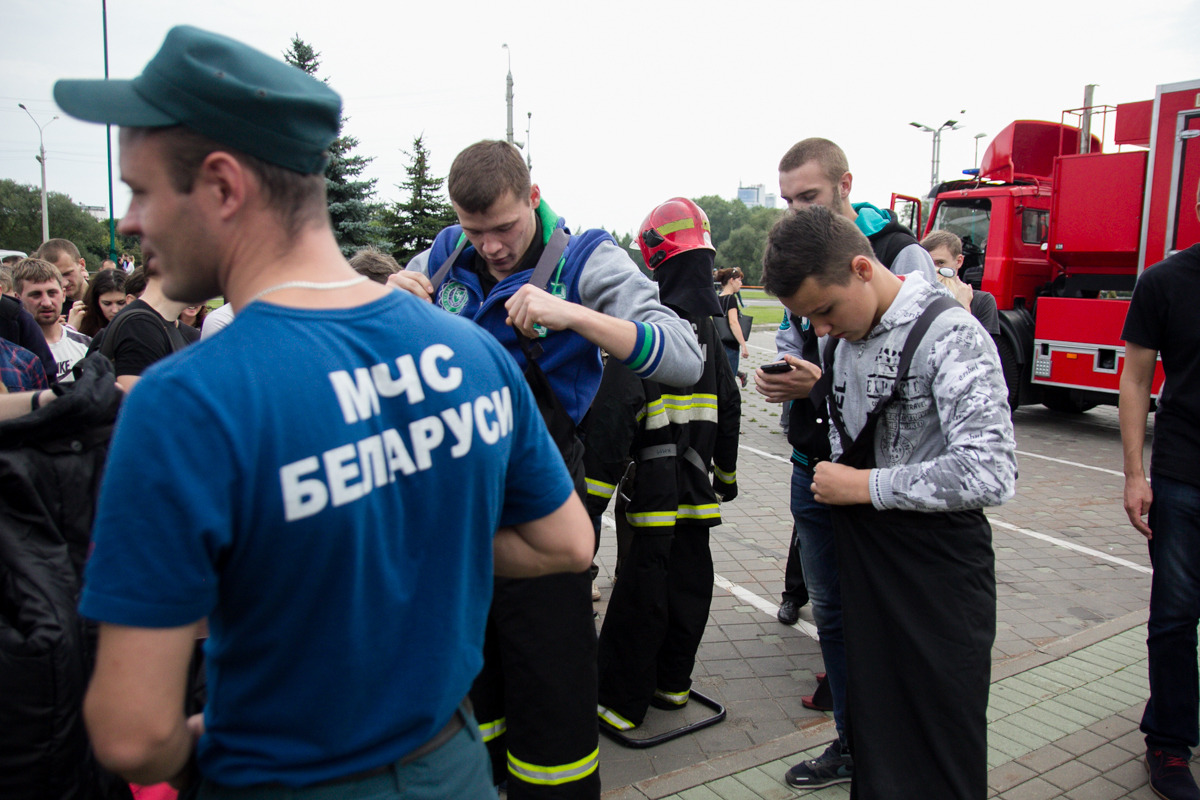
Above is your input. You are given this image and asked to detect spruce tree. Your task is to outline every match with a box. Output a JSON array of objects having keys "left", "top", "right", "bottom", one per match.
[
  {"left": 380, "top": 135, "right": 458, "bottom": 265},
  {"left": 283, "top": 35, "right": 389, "bottom": 255}
]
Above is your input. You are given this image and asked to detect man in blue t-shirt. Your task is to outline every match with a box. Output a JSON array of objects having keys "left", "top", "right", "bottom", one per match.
[{"left": 56, "top": 26, "right": 592, "bottom": 798}]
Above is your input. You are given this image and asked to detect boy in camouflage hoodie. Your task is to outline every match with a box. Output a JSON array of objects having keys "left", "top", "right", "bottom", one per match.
[{"left": 763, "top": 206, "right": 1016, "bottom": 800}]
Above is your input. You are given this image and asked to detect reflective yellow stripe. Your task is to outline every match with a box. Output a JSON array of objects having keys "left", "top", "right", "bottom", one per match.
[
  {"left": 478, "top": 716, "right": 507, "bottom": 743},
  {"left": 586, "top": 478, "right": 616, "bottom": 499},
  {"left": 678, "top": 504, "right": 721, "bottom": 520},
  {"left": 507, "top": 747, "right": 600, "bottom": 786},
  {"left": 659, "top": 393, "right": 719, "bottom": 424},
  {"left": 626, "top": 510, "right": 677, "bottom": 528},
  {"left": 714, "top": 466, "right": 736, "bottom": 484},
  {"left": 597, "top": 704, "right": 637, "bottom": 730},
  {"left": 654, "top": 688, "right": 689, "bottom": 707},
  {"left": 656, "top": 218, "right": 697, "bottom": 236}
]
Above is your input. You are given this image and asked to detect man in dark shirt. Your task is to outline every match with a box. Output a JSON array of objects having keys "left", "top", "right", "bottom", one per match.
[
  {"left": 93, "top": 266, "right": 187, "bottom": 390},
  {"left": 1120, "top": 180, "right": 1200, "bottom": 800}
]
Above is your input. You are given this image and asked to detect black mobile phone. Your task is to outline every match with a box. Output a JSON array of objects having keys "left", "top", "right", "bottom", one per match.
[{"left": 760, "top": 361, "right": 791, "bottom": 374}]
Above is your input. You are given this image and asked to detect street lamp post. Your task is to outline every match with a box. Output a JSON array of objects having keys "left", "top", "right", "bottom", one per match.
[
  {"left": 973, "top": 132, "right": 987, "bottom": 170},
  {"left": 18, "top": 103, "right": 58, "bottom": 243},
  {"left": 910, "top": 118, "right": 962, "bottom": 195}
]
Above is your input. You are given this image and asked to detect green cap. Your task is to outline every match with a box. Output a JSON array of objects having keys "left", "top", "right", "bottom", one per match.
[{"left": 54, "top": 25, "right": 341, "bottom": 175}]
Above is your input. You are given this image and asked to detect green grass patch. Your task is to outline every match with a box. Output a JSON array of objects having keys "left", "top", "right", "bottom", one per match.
[
  {"left": 740, "top": 289, "right": 772, "bottom": 301},
  {"left": 749, "top": 305, "right": 784, "bottom": 327}
]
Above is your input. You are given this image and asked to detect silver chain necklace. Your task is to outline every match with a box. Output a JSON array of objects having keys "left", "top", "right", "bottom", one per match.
[{"left": 247, "top": 275, "right": 369, "bottom": 305}]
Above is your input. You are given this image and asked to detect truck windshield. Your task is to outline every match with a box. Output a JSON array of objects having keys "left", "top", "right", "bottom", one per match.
[{"left": 932, "top": 198, "right": 991, "bottom": 255}]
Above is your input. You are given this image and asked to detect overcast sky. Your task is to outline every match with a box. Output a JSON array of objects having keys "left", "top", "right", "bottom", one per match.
[{"left": 3, "top": 0, "right": 1199, "bottom": 243}]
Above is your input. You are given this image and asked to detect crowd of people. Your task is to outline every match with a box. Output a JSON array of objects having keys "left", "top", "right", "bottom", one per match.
[{"left": 1, "top": 22, "right": 1195, "bottom": 800}]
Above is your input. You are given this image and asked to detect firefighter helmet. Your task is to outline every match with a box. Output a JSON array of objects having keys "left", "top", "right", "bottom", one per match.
[{"left": 637, "top": 197, "right": 714, "bottom": 270}]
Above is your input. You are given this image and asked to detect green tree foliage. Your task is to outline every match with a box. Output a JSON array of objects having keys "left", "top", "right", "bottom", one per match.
[
  {"left": 0, "top": 179, "right": 138, "bottom": 269},
  {"left": 379, "top": 135, "right": 457, "bottom": 265},
  {"left": 692, "top": 196, "right": 781, "bottom": 284},
  {"left": 283, "top": 35, "right": 389, "bottom": 256}
]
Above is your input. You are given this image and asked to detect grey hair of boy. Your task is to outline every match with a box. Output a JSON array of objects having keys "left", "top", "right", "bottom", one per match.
[{"left": 761, "top": 205, "right": 874, "bottom": 298}]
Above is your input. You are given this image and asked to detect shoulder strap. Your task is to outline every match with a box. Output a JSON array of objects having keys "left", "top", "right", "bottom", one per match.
[
  {"left": 527, "top": 227, "right": 570, "bottom": 292},
  {"left": 429, "top": 235, "right": 469, "bottom": 297},
  {"left": 428, "top": 226, "right": 571, "bottom": 301},
  {"left": 825, "top": 294, "right": 961, "bottom": 457}
]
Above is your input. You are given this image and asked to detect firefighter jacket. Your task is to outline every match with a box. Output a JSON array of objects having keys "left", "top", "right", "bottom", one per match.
[{"left": 584, "top": 314, "right": 739, "bottom": 531}]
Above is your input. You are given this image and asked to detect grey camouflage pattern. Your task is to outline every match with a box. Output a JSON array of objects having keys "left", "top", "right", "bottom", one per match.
[{"left": 826, "top": 273, "right": 1017, "bottom": 511}]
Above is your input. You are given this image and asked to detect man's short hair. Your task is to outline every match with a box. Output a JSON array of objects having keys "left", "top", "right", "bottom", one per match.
[
  {"left": 447, "top": 140, "right": 531, "bottom": 214},
  {"left": 124, "top": 266, "right": 149, "bottom": 298},
  {"left": 920, "top": 229, "right": 963, "bottom": 259},
  {"left": 12, "top": 258, "right": 65, "bottom": 295},
  {"left": 100, "top": 259, "right": 118, "bottom": 271},
  {"left": 1, "top": 255, "right": 21, "bottom": 266},
  {"left": 33, "top": 238, "right": 82, "bottom": 266},
  {"left": 0, "top": 266, "right": 12, "bottom": 293},
  {"left": 762, "top": 206, "right": 873, "bottom": 297},
  {"left": 128, "top": 126, "right": 329, "bottom": 237},
  {"left": 349, "top": 247, "right": 402, "bottom": 284},
  {"left": 778, "top": 138, "right": 849, "bottom": 188}
]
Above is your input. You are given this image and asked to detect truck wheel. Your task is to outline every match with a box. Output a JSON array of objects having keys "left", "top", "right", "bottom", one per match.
[
  {"left": 995, "top": 337, "right": 1020, "bottom": 414},
  {"left": 1042, "top": 387, "right": 1098, "bottom": 414}
]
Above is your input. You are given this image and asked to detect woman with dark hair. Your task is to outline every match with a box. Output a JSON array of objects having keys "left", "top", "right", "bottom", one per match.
[
  {"left": 716, "top": 267, "right": 748, "bottom": 387},
  {"left": 76, "top": 269, "right": 128, "bottom": 338}
]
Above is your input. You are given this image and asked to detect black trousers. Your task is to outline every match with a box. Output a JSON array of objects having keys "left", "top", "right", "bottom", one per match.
[
  {"left": 833, "top": 505, "right": 995, "bottom": 800},
  {"left": 596, "top": 523, "right": 713, "bottom": 726},
  {"left": 782, "top": 523, "right": 809, "bottom": 605},
  {"left": 471, "top": 570, "right": 600, "bottom": 799}
]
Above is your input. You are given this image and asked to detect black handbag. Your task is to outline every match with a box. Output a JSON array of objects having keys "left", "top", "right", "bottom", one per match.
[{"left": 714, "top": 310, "right": 752, "bottom": 347}]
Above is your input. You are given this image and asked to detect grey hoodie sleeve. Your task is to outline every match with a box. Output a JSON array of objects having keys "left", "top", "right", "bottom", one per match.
[
  {"left": 889, "top": 243, "right": 939, "bottom": 283},
  {"left": 406, "top": 249, "right": 431, "bottom": 275},
  {"left": 870, "top": 317, "right": 1017, "bottom": 511},
  {"left": 775, "top": 315, "right": 804, "bottom": 359},
  {"left": 577, "top": 239, "right": 702, "bottom": 388}
]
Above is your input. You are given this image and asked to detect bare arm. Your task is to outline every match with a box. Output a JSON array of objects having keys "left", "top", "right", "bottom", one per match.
[
  {"left": 493, "top": 492, "right": 594, "bottom": 578},
  {"left": 0, "top": 389, "right": 56, "bottom": 420},
  {"left": 116, "top": 374, "right": 141, "bottom": 392},
  {"left": 1119, "top": 342, "right": 1157, "bottom": 538},
  {"left": 85, "top": 621, "right": 202, "bottom": 786}
]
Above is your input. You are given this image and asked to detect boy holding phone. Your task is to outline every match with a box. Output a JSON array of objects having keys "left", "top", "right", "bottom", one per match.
[{"left": 762, "top": 206, "right": 1016, "bottom": 799}]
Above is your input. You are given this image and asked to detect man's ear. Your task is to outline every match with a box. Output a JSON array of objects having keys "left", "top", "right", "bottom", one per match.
[
  {"left": 196, "top": 151, "right": 248, "bottom": 221},
  {"left": 838, "top": 171, "right": 853, "bottom": 204},
  {"left": 529, "top": 183, "right": 541, "bottom": 210},
  {"left": 954, "top": 254, "right": 965, "bottom": 269},
  {"left": 850, "top": 254, "right": 874, "bottom": 282}
]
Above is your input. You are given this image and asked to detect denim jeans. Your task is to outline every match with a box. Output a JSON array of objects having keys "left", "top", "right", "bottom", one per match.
[
  {"left": 1142, "top": 473, "right": 1200, "bottom": 755},
  {"left": 197, "top": 708, "right": 496, "bottom": 800},
  {"left": 791, "top": 463, "right": 846, "bottom": 742}
]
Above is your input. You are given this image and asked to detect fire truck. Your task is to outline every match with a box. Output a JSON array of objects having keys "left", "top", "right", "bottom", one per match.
[{"left": 895, "top": 79, "right": 1199, "bottom": 413}]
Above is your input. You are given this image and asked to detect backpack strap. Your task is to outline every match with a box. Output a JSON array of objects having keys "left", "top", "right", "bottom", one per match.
[
  {"left": 825, "top": 294, "right": 961, "bottom": 462},
  {"left": 428, "top": 235, "right": 469, "bottom": 298},
  {"left": 427, "top": 226, "right": 570, "bottom": 302}
]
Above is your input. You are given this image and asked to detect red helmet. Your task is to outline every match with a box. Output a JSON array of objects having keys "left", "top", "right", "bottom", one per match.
[{"left": 637, "top": 197, "right": 714, "bottom": 270}]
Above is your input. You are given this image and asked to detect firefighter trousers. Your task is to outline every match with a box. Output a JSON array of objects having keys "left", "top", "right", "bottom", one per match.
[
  {"left": 471, "top": 569, "right": 600, "bottom": 799},
  {"left": 596, "top": 523, "right": 713, "bottom": 727}
]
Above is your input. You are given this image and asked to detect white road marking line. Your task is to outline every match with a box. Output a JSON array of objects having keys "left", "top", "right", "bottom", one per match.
[
  {"left": 748, "top": 343, "right": 775, "bottom": 353},
  {"left": 1014, "top": 450, "right": 1124, "bottom": 478},
  {"left": 739, "top": 444, "right": 791, "bottom": 464},
  {"left": 713, "top": 574, "right": 820, "bottom": 640},
  {"left": 989, "top": 518, "right": 1152, "bottom": 574},
  {"left": 600, "top": 514, "right": 819, "bottom": 639}
]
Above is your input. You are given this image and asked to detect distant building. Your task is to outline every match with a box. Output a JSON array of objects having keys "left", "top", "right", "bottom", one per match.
[
  {"left": 737, "top": 183, "right": 764, "bottom": 207},
  {"left": 79, "top": 203, "right": 108, "bottom": 221}
]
